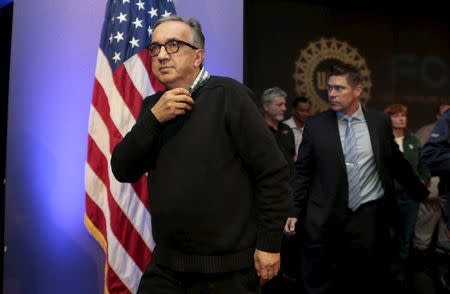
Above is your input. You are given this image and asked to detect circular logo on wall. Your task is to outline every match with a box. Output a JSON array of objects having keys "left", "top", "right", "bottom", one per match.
[{"left": 293, "top": 38, "right": 372, "bottom": 113}]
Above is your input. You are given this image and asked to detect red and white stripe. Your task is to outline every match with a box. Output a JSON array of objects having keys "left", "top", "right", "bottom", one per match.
[{"left": 85, "top": 48, "right": 163, "bottom": 294}]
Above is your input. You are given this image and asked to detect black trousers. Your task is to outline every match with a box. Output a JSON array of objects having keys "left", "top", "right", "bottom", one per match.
[
  {"left": 137, "top": 259, "right": 261, "bottom": 294},
  {"left": 302, "top": 199, "right": 390, "bottom": 294}
]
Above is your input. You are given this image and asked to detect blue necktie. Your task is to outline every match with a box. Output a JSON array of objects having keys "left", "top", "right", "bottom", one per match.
[{"left": 343, "top": 117, "right": 362, "bottom": 211}]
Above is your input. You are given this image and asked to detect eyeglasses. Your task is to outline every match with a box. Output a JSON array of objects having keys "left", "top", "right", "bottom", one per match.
[{"left": 147, "top": 39, "right": 199, "bottom": 57}]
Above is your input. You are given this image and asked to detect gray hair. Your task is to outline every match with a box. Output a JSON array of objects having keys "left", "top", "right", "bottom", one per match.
[
  {"left": 261, "top": 87, "right": 287, "bottom": 104},
  {"left": 154, "top": 16, "right": 205, "bottom": 50}
]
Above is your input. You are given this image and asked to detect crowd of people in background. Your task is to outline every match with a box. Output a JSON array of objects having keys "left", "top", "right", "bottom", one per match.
[{"left": 260, "top": 74, "right": 449, "bottom": 294}]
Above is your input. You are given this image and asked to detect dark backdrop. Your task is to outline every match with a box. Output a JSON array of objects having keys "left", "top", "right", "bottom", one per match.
[
  {"left": 1, "top": 2, "right": 13, "bottom": 291},
  {"left": 244, "top": 0, "right": 450, "bottom": 130}
]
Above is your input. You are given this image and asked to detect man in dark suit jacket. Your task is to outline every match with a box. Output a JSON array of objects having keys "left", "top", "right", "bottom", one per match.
[{"left": 284, "top": 63, "right": 431, "bottom": 294}]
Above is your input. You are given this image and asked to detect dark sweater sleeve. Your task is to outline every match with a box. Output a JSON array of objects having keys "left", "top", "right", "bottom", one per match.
[
  {"left": 111, "top": 95, "right": 162, "bottom": 182},
  {"left": 226, "top": 85, "right": 290, "bottom": 253}
]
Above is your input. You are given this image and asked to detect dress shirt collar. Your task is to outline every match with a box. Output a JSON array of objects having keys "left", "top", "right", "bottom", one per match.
[
  {"left": 336, "top": 103, "right": 364, "bottom": 122},
  {"left": 188, "top": 67, "right": 210, "bottom": 94}
]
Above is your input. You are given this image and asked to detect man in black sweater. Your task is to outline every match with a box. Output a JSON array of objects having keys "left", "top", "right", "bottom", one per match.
[{"left": 111, "top": 16, "right": 289, "bottom": 293}]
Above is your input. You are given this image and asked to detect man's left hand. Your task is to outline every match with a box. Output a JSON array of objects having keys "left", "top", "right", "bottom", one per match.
[{"left": 254, "top": 249, "right": 280, "bottom": 285}]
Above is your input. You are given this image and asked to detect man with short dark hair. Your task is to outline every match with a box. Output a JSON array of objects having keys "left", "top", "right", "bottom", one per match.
[
  {"left": 283, "top": 96, "right": 312, "bottom": 158},
  {"left": 111, "top": 16, "right": 289, "bottom": 293},
  {"left": 285, "top": 63, "right": 432, "bottom": 294}
]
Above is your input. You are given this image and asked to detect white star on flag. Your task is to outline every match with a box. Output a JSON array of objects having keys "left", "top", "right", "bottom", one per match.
[
  {"left": 129, "top": 37, "right": 140, "bottom": 48},
  {"left": 132, "top": 17, "right": 143, "bottom": 29},
  {"left": 136, "top": 0, "right": 145, "bottom": 10},
  {"left": 162, "top": 10, "right": 172, "bottom": 17},
  {"left": 114, "top": 31, "right": 124, "bottom": 42},
  {"left": 116, "top": 12, "right": 127, "bottom": 23},
  {"left": 148, "top": 7, "right": 158, "bottom": 18},
  {"left": 112, "top": 51, "right": 121, "bottom": 62}
]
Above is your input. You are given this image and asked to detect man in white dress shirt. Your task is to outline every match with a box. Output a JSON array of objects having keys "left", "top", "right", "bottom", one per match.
[{"left": 283, "top": 96, "right": 312, "bottom": 158}]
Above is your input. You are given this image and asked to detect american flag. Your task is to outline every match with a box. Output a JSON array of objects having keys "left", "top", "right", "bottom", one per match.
[{"left": 84, "top": 1, "right": 176, "bottom": 293}]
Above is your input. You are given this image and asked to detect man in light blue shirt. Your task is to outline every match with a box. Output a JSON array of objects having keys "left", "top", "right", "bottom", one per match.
[{"left": 285, "top": 63, "right": 432, "bottom": 294}]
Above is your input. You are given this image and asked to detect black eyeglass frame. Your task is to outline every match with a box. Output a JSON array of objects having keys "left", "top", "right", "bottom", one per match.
[{"left": 147, "top": 39, "right": 199, "bottom": 57}]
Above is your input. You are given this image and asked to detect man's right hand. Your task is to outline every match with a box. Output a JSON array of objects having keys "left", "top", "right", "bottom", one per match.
[
  {"left": 151, "top": 88, "right": 194, "bottom": 123},
  {"left": 284, "top": 217, "right": 297, "bottom": 235},
  {"left": 254, "top": 249, "right": 280, "bottom": 285}
]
